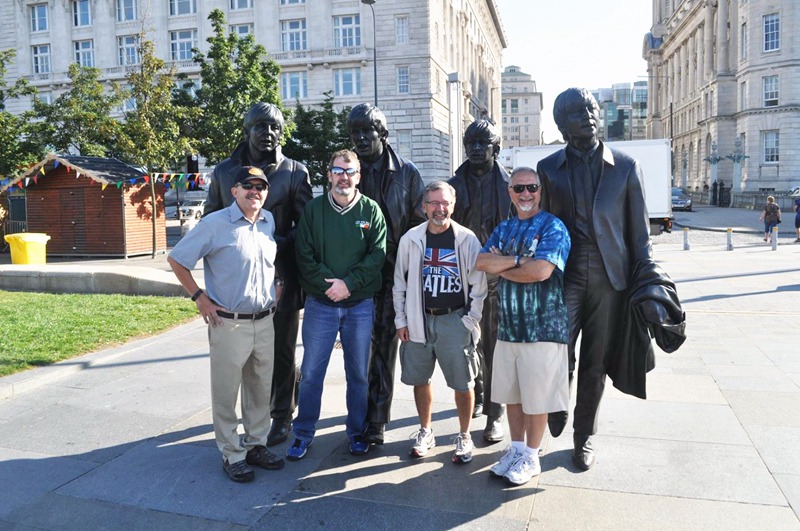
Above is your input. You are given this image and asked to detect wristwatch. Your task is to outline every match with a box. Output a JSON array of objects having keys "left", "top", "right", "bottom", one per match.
[{"left": 514, "top": 255, "right": 522, "bottom": 268}]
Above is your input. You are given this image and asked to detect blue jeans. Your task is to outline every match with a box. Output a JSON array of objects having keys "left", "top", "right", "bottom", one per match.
[{"left": 293, "top": 296, "right": 374, "bottom": 442}]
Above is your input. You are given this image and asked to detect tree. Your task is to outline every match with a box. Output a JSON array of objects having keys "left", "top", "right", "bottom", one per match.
[
  {"left": 187, "top": 9, "right": 287, "bottom": 165},
  {"left": 283, "top": 92, "right": 351, "bottom": 187},
  {"left": 0, "top": 49, "right": 40, "bottom": 176},
  {"left": 116, "top": 38, "right": 197, "bottom": 258},
  {"left": 27, "top": 63, "right": 123, "bottom": 156}
]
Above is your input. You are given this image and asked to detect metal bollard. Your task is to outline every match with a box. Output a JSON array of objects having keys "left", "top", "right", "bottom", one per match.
[
  {"left": 727, "top": 228, "right": 734, "bottom": 251},
  {"left": 772, "top": 226, "right": 778, "bottom": 251},
  {"left": 683, "top": 227, "right": 690, "bottom": 250}
]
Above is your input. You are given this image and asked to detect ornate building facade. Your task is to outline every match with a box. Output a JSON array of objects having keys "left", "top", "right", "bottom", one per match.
[
  {"left": 2, "top": 0, "right": 506, "bottom": 180},
  {"left": 500, "top": 65, "right": 542, "bottom": 148},
  {"left": 644, "top": 0, "right": 800, "bottom": 191}
]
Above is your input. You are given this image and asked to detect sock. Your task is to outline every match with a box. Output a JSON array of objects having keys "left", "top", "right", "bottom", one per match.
[
  {"left": 420, "top": 426, "right": 431, "bottom": 435},
  {"left": 460, "top": 432, "right": 471, "bottom": 440},
  {"left": 511, "top": 441, "right": 526, "bottom": 453},
  {"left": 524, "top": 446, "right": 538, "bottom": 457}
]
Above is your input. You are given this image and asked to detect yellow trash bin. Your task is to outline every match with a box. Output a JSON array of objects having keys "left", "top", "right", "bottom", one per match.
[{"left": 4, "top": 233, "right": 51, "bottom": 265}]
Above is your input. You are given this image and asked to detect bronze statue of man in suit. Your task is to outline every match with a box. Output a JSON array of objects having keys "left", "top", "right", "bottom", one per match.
[{"left": 536, "top": 88, "right": 654, "bottom": 470}]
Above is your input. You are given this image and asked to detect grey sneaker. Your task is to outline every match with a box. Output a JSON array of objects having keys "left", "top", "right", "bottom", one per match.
[
  {"left": 489, "top": 445, "right": 519, "bottom": 477},
  {"left": 452, "top": 433, "right": 474, "bottom": 464},
  {"left": 223, "top": 459, "right": 255, "bottom": 483},
  {"left": 504, "top": 453, "right": 541, "bottom": 485},
  {"left": 409, "top": 428, "right": 435, "bottom": 457}
]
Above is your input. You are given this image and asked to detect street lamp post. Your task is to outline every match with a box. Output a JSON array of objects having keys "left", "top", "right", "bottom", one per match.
[{"left": 361, "top": 0, "right": 378, "bottom": 107}]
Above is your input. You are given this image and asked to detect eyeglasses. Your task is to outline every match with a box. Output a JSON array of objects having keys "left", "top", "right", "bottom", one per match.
[
  {"left": 509, "top": 184, "right": 540, "bottom": 194},
  {"left": 330, "top": 166, "right": 359, "bottom": 176},
  {"left": 425, "top": 200, "right": 452, "bottom": 208},
  {"left": 238, "top": 182, "right": 268, "bottom": 191}
]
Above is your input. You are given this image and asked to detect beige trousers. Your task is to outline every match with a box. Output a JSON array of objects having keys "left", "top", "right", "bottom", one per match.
[{"left": 208, "top": 315, "right": 275, "bottom": 463}]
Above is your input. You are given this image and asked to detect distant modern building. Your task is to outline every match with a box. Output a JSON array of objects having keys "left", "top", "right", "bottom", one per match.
[
  {"left": 1, "top": 0, "right": 507, "bottom": 181},
  {"left": 644, "top": 0, "right": 800, "bottom": 192},
  {"left": 499, "top": 65, "right": 542, "bottom": 147},
  {"left": 590, "top": 81, "right": 648, "bottom": 142}
]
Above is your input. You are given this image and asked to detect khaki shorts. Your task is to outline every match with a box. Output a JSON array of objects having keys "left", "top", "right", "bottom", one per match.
[
  {"left": 400, "top": 310, "right": 478, "bottom": 392},
  {"left": 491, "top": 340, "right": 569, "bottom": 415}
]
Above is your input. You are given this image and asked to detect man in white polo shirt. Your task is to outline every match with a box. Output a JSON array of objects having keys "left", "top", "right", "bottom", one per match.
[{"left": 168, "top": 166, "right": 284, "bottom": 483}]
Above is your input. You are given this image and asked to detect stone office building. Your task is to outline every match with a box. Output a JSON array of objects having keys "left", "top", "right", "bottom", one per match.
[
  {"left": 644, "top": 0, "right": 800, "bottom": 192},
  {"left": 2, "top": 0, "right": 506, "bottom": 181}
]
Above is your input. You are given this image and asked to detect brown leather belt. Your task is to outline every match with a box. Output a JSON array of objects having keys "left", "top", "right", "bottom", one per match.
[
  {"left": 424, "top": 306, "right": 464, "bottom": 316},
  {"left": 217, "top": 308, "right": 274, "bottom": 320}
]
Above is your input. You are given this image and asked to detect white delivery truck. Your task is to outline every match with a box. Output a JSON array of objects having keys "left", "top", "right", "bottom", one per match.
[{"left": 507, "top": 139, "right": 674, "bottom": 235}]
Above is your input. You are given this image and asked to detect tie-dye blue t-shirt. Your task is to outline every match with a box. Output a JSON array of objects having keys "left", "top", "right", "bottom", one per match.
[{"left": 481, "top": 211, "right": 571, "bottom": 343}]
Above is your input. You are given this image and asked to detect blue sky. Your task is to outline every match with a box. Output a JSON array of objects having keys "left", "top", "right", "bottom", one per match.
[{"left": 494, "top": 0, "right": 653, "bottom": 142}]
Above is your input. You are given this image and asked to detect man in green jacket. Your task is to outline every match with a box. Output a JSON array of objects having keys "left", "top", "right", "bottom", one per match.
[{"left": 286, "top": 149, "right": 387, "bottom": 460}]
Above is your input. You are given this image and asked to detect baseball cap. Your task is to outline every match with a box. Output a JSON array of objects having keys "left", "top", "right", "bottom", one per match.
[{"left": 234, "top": 166, "right": 269, "bottom": 186}]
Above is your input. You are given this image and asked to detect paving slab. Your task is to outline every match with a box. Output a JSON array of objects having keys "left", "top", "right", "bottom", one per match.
[{"left": 528, "top": 485, "right": 800, "bottom": 531}]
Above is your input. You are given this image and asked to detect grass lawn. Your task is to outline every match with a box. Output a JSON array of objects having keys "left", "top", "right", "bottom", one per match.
[{"left": 0, "top": 290, "right": 198, "bottom": 377}]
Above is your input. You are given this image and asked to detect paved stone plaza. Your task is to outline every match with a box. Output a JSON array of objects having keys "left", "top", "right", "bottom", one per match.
[{"left": 0, "top": 205, "right": 798, "bottom": 529}]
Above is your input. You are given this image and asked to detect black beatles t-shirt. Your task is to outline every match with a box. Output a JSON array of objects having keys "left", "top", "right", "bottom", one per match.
[{"left": 423, "top": 227, "right": 464, "bottom": 310}]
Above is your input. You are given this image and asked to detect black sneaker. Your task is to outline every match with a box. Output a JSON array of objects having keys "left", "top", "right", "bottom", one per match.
[
  {"left": 246, "top": 445, "right": 285, "bottom": 470},
  {"left": 223, "top": 459, "right": 255, "bottom": 483}
]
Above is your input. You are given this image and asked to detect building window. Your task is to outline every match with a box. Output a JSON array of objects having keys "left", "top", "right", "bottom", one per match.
[
  {"left": 740, "top": 23, "right": 747, "bottom": 60},
  {"left": 397, "top": 66, "right": 409, "bottom": 94},
  {"left": 333, "top": 15, "right": 360, "bottom": 48},
  {"left": 396, "top": 130, "right": 412, "bottom": 158},
  {"left": 32, "top": 45, "right": 51, "bottom": 74},
  {"left": 117, "top": 0, "right": 137, "bottom": 22},
  {"left": 281, "top": 0, "right": 305, "bottom": 4},
  {"left": 118, "top": 35, "right": 140, "bottom": 66},
  {"left": 230, "top": 24, "right": 253, "bottom": 37},
  {"left": 334, "top": 68, "right": 361, "bottom": 96},
  {"left": 281, "top": 19, "right": 307, "bottom": 51},
  {"left": 35, "top": 91, "right": 52, "bottom": 105},
  {"left": 510, "top": 99, "right": 519, "bottom": 113},
  {"left": 73, "top": 0, "right": 91, "bottom": 27},
  {"left": 395, "top": 16, "right": 409, "bottom": 45},
  {"left": 281, "top": 71, "right": 308, "bottom": 100},
  {"left": 740, "top": 81, "right": 746, "bottom": 110},
  {"left": 170, "top": 0, "right": 196, "bottom": 16},
  {"left": 763, "top": 76, "right": 778, "bottom": 107},
  {"left": 230, "top": 0, "right": 252, "bottom": 9},
  {"left": 763, "top": 13, "right": 779, "bottom": 52},
  {"left": 170, "top": 30, "right": 198, "bottom": 61},
  {"left": 762, "top": 131, "right": 779, "bottom": 163},
  {"left": 74, "top": 40, "right": 94, "bottom": 67},
  {"left": 175, "top": 79, "right": 200, "bottom": 98},
  {"left": 30, "top": 4, "right": 48, "bottom": 32}
]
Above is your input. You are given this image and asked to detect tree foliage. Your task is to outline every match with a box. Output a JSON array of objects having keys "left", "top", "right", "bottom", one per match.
[
  {"left": 117, "top": 39, "right": 196, "bottom": 174},
  {"left": 115, "top": 38, "right": 198, "bottom": 257},
  {"left": 187, "top": 9, "right": 287, "bottom": 165},
  {"left": 283, "top": 92, "right": 351, "bottom": 187},
  {"left": 0, "top": 50, "right": 40, "bottom": 176},
  {"left": 27, "top": 64, "right": 123, "bottom": 156}
]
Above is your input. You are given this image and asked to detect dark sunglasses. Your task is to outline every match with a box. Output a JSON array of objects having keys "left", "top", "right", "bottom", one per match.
[
  {"left": 509, "top": 183, "right": 540, "bottom": 194},
  {"left": 238, "top": 182, "right": 268, "bottom": 191},
  {"left": 330, "top": 166, "right": 359, "bottom": 176}
]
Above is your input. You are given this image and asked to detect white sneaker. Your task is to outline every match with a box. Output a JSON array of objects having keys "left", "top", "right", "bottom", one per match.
[
  {"left": 409, "top": 428, "right": 435, "bottom": 457},
  {"left": 504, "top": 454, "right": 541, "bottom": 485},
  {"left": 452, "top": 433, "right": 474, "bottom": 464},
  {"left": 489, "top": 445, "right": 519, "bottom": 477}
]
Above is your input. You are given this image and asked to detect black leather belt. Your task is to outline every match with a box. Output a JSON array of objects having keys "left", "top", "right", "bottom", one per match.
[
  {"left": 217, "top": 308, "right": 274, "bottom": 320},
  {"left": 424, "top": 306, "right": 464, "bottom": 316}
]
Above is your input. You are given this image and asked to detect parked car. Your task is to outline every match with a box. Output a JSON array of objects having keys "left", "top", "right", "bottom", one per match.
[
  {"left": 179, "top": 199, "right": 205, "bottom": 220},
  {"left": 671, "top": 187, "right": 692, "bottom": 212}
]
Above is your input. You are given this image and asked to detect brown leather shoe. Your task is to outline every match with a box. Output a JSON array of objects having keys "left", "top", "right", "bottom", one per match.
[
  {"left": 223, "top": 459, "right": 255, "bottom": 482},
  {"left": 246, "top": 445, "right": 285, "bottom": 470},
  {"left": 572, "top": 434, "right": 595, "bottom": 471}
]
